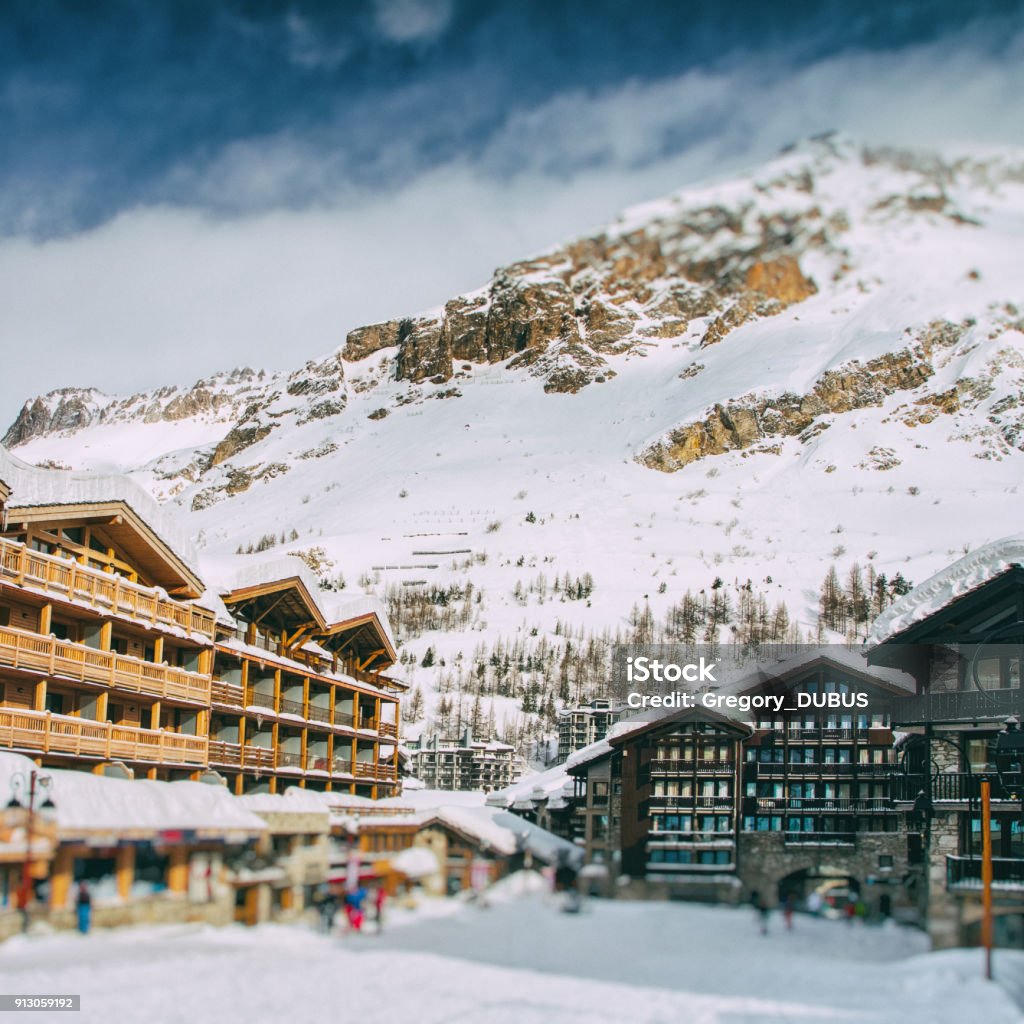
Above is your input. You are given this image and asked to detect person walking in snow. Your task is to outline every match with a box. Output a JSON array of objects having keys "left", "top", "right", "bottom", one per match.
[
  {"left": 783, "top": 892, "right": 796, "bottom": 931},
  {"left": 751, "top": 890, "right": 770, "bottom": 935},
  {"left": 369, "top": 886, "right": 386, "bottom": 933},
  {"left": 75, "top": 881, "right": 92, "bottom": 935}
]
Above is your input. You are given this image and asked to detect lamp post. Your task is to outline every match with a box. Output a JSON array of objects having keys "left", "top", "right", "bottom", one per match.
[{"left": 8, "top": 769, "right": 56, "bottom": 934}]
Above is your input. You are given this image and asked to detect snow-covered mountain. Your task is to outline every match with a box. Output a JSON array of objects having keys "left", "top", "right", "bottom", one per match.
[{"left": 6, "top": 135, "right": 1024, "bottom": 745}]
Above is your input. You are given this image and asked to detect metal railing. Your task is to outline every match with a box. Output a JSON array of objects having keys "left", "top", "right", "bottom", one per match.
[
  {"left": 650, "top": 759, "right": 735, "bottom": 773},
  {"left": 947, "top": 855, "right": 1024, "bottom": 888},
  {"left": 891, "top": 772, "right": 1021, "bottom": 803},
  {"left": 893, "top": 689, "right": 1024, "bottom": 726}
]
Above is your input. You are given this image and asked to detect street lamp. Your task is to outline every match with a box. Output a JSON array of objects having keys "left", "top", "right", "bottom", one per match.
[{"left": 8, "top": 769, "right": 56, "bottom": 934}]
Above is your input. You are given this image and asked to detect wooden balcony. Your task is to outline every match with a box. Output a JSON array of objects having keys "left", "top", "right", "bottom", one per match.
[
  {"left": 0, "top": 707, "right": 207, "bottom": 765},
  {"left": 207, "top": 740, "right": 275, "bottom": 771},
  {"left": 0, "top": 537, "right": 216, "bottom": 640},
  {"left": 0, "top": 624, "right": 211, "bottom": 705},
  {"left": 354, "top": 761, "right": 396, "bottom": 781},
  {"left": 379, "top": 721, "right": 398, "bottom": 740},
  {"left": 210, "top": 680, "right": 245, "bottom": 708}
]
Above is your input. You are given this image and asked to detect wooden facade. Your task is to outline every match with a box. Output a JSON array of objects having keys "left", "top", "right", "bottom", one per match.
[{"left": 0, "top": 460, "right": 402, "bottom": 795}]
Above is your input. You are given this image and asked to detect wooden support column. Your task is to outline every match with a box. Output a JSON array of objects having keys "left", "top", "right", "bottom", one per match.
[
  {"left": 150, "top": 701, "right": 162, "bottom": 729},
  {"left": 38, "top": 603, "right": 53, "bottom": 636},
  {"left": 152, "top": 637, "right": 164, "bottom": 663},
  {"left": 303, "top": 676, "right": 310, "bottom": 719},
  {"left": 33, "top": 678, "right": 47, "bottom": 712},
  {"left": 99, "top": 621, "right": 113, "bottom": 652},
  {"left": 240, "top": 658, "right": 250, "bottom": 703},
  {"left": 49, "top": 847, "right": 74, "bottom": 910},
  {"left": 273, "top": 669, "right": 282, "bottom": 713},
  {"left": 116, "top": 845, "right": 135, "bottom": 900},
  {"left": 167, "top": 848, "right": 189, "bottom": 894},
  {"left": 95, "top": 691, "right": 109, "bottom": 723}
]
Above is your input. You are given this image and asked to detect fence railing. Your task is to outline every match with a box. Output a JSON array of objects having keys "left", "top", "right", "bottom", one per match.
[
  {"left": 0, "top": 707, "right": 207, "bottom": 765},
  {"left": 0, "top": 537, "right": 215, "bottom": 639},
  {"left": 0, "top": 624, "right": 210, "bottom": 704}
]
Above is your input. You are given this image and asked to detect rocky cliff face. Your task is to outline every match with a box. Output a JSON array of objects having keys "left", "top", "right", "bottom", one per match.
[
  {"left": 5, "top": 136, "right": 1023, "bottom": 514},
  {"left": 340, "top": 212, "right": 824, "bottom": 393}
]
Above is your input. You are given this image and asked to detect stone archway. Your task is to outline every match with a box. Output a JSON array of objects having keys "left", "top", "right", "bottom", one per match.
[{"left": 777, "top": 865, "right": 861, "bottom": 910}]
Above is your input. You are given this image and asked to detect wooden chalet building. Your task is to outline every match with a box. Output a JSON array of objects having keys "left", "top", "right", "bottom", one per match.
[
  {"left": 868, "top": 538, "right": 1024, "bottom": 948},
  {"left": 209, "top": 564, "right": 403, "bottom": 798},
  {"left": 0, "top": 449, "right": 217, "bottom": 779},
  {"left": 0, "top": 446, "right": 402, "bottom": 798}
]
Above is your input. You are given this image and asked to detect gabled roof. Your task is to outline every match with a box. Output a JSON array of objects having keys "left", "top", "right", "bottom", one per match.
[
  {"left": 608, "top": 704, "right": 754, "bottom": 748},
  {"left": 729, "top": 649, "right": 914, "bottom": 697},
  {"left": 315, "top": 610, "right": 397, "bottom": 670},
  {"left": 0, "top": 445, "right": 204, "bottom": 597},
  {"left": 869, "top": 535, "right": 1024, "bottom": 646},
  {"left": 221, "top": 574, "right": 326, "bottom": 636}
]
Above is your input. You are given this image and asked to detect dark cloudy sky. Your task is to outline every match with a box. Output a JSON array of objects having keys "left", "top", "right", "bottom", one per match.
[{"left": 1, "top": 0, "right": 1022, "bottom": 423}]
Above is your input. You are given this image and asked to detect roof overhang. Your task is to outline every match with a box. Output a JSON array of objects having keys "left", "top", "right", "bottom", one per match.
[
  {"left": 221, "top": 576, "right": 327, "bottom": 638},
  {"left": 869, "top": 566, "right": 1024, "bottom": 667},
  {"left": 315, "top": 611, "right": 397, "bottom": 671},
  {"left": 6, "top": 499, "right": 204, "bottom": 598}
]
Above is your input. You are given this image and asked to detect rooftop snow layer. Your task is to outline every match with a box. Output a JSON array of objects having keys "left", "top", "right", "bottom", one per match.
[
  {"left": 0, "top": 445, "right": 201, "bottom": 576},
  {"left": 0, "top": 752, "right": 267, "bottom": 839},
  {"left": 869, "top": 535, "right": 1024, "bottom": 645}
]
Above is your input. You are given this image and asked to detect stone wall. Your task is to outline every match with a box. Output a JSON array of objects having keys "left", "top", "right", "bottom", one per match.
[{"left": 738, "top": 832, "right": 911, "bottom": 913}]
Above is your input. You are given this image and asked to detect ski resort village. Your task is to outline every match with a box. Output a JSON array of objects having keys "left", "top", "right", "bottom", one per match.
[{"left": 1, "top": 139, "right": 1024, "bottom": 1021}]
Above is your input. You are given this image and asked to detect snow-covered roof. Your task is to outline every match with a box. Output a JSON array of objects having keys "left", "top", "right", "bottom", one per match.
[
  {"left": 486, "top": 762, "right": 574, "bottom": 809},
  {"left": 0, "top": 445, "right": 201, "bottom": 577},
  {"left": 869, "top": 535, "right": 1024, "bottom": 645},
  {"left": 0, "top": 754, "right": 268, "bottom": 841}
]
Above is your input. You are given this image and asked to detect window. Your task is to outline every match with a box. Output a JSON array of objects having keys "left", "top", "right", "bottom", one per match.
[
  {"left": 878, "top": 855, "right": 894, "bottom": 869},
  {"left": 591, "top": 781, "right": 609, "bottom": 806}
]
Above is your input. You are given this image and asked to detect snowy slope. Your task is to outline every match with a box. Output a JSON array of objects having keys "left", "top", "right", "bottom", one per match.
[{"left": 6, "top": 136, "right": 1024, "bottom": 745}]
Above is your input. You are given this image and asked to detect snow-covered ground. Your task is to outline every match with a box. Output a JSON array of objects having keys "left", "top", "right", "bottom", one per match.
[{"left": 0, "top": 889, "right": 1019, "bottom": 1024}]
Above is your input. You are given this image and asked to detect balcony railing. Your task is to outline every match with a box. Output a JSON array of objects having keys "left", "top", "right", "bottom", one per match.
[
  {"left": 649, "top": 795, "right": 734, "bottom": 809},
  {"left": 891, "top": 772, "right": 1022, "bottom": 803},
  {"left": 0, "top": 624, "right": 211, "bottom": 705},
  {"left": 754, "top": 797, "right": 896, "bottom": 813},
  {"left": 0, "top": 707, "right": 207, "bottom": 765},
  {"left": 893, "top": 688, "right": 1024, "bottom": 726},
  {"left": 947, "top": 855, "right": 1024, "bottom": 889},
  {"left": 276, "top": 749, "right": 305, "bottom": 771},
  {"left": 379, "top": 721, "right": 398, "bottom": 739},
  {"left": 752, "top": 762, "right": 893, "bottom": 777},
  {"left": 210, "top": 680, "right": 245, "bottom": 707},
  {"left": 0, "top": 537, "right": 216, "bottom": 640},
  {"left": 650, "top": 760, "right": 735, "bottom": 773},
  {"left": 354, "top": 761, "right": 396, "bottom": 782},
  {"left": 308, "top": 704, "right": 331, "bottom": 724},
  {"left": 207, "top": 741, "right": 275, "bottom": 771},
  {"left": 278, "top": 697, "right": 305, "bottom": 717}
]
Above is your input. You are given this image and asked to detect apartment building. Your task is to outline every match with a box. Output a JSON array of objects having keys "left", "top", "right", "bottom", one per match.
[
  {"left": 557, "top": 697, "right": 626, "bottom": 763},
  {"left": 407, "top": 729, "right": 521, "bottom": 792}
]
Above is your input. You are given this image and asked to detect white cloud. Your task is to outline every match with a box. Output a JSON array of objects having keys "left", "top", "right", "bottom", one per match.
[
  {"left": 372, "top": 0, "right": 453, "bottom": 44},
  {"left": 0, "top": 23, "right": 1021, "bottom": 427}
]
